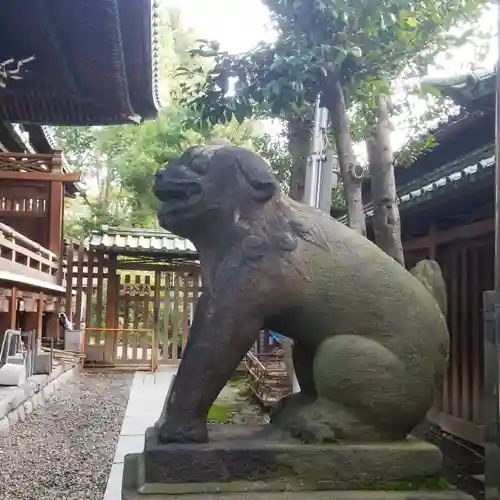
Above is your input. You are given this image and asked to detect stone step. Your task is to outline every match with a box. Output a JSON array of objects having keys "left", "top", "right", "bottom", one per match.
[
  {"left": 122, "top": 425, "right": 475, "bottom": 500},
  {"left": 133, "top": 426, "right": 443, "bottom": 493},
  {"left": 124, "top": 490, "right": 474, "bottom": 499},
  {"left": 122, "top": 426, "right": 473, "bottom": 500}
]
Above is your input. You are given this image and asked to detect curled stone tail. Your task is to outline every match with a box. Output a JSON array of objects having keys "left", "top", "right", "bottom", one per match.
[{"left": 409, "top": 259, "right": 447, "bottom": 317}]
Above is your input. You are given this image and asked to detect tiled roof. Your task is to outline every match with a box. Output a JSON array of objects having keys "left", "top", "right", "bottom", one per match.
[
  {"left": 338, "top": 144, "right": 495, "bottom": 224},
  {"left": 352, "top": 69, "right": 496, "bottom": 219},
  {"left": 0, "top": 0, "right": 161, "bottom": 125},
  {"left": 88, "top": 227, "right": 197, "bottom": 256},
  {"left": 422, "top": 69, "right": 495, "bottom": 108}
]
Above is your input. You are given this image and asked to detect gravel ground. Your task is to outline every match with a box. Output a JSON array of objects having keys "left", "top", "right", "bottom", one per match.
[{"left": 0, "top": 370, "right": 133, "bottom": 500}]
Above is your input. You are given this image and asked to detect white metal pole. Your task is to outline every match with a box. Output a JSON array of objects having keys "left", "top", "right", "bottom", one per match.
[{"left": 290, "top": 95, "right": 331, "bottom": 395}]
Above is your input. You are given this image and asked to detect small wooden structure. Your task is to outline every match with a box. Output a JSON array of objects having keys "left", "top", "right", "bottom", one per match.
[
  {"left": 0, "top": 126, "right": 80, "bottom": 347},
  {"left": 246, "top": 330, "right": 292, "bottom": 407},
  {"left": 67, "top": 227, "right": 200, "bottom": 370},
  {"left": 343, "top": 69, "right": 496, "bottom": 446},
  {"left": 0, "top": 0, "right": 162, "bottom": 350}
]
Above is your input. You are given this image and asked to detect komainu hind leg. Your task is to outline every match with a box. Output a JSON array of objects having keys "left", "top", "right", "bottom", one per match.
[
  {"left": 269, "top": 340, "right": 316, "bottom": 426},
  {"left": 273, "top": 334, "right": 432, "bottom": 443},
  {"left": 285, "top": 399, "right": 391, "bottom": 443},
  {"left": 270, "top": 341, "right": 347, "bottom": 443}
]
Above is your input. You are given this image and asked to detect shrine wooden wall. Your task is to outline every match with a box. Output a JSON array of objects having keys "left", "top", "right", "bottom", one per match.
[
  {"left": 0, "top": 152, "right": 68, "bottom": 257},
  {"left": 403, "top": 217, "right": 494, "bottom": 446},
  {"left": 0, "top": 179, "right": 49, "bottom": 246}
]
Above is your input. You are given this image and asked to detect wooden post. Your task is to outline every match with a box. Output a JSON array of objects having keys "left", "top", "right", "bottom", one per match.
[
  {"left": 171, "top": 273, "right": 180, "bottom": 361},
  {"left": 181, "top": 273, "right": 189, "bottom": 354},
  {"left": 48, "top": 153, "right": 64, "bottom": 256},
  {"left": 36, "top": 293, "right": 43, "bottom": 339},
  {"left": 65, "top": 244, "right": 74, "bottom": 320},
  {"left": 9, "top": 287, "right": 17, "bottom": 330},
  {"left": 105, "top": 254, "right": 118, "bottom": 364},
  {"left": 37, "top": 294, "right": 44, "bottom": 346},
  {"left": 74, "top": 245, "right": 85, "bottom": 329},
  {"left": 84, "top": 248, "right": 95, "bottom": 330},
  {"left": 162, "top": 273, "right": 172, "bottom": 363},
  {"left": 152, "top": 270, "right": 161, "bottom": 371}
]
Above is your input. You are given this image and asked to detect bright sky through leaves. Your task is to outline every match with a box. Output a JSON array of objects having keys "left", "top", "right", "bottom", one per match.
[{"left": 163, "top": 0, "right": 498, "bottom": 158}]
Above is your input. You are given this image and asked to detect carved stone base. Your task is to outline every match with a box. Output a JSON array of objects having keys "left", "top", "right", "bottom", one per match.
[
  {"left": 120, "top": 424, "right": 470, "bottom": 498},
  {"left": 123, "top": 490, "right": 474, "bottom": 500}
]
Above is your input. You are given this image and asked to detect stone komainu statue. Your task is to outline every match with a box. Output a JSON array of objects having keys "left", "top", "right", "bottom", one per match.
[{"left": 153, "top": 145, "right": 450, "bottom": 444}]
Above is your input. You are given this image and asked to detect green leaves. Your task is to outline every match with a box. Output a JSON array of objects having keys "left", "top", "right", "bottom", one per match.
[
  {"left": 350, "top": 46, "right": 363, "bottom": 58},
  {"left": 420, "top": 81, "right": 442, "bottom": 97},
  {"left": 234, "top": 101, "right": 249, "bottom": 124},
  {"left": 405, "top": 17, "right": 418, "bottom": 28},
  {"left": 181, "top": 0, "right": 487, "bottom": 138}
]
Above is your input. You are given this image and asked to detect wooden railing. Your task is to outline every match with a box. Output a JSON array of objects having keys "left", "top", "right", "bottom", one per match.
[
  {"left": 0, "top": 151, "right": 62, "bottom": 172},
  {"left": 0, "top": 221, "right": 62, "bottom": 288}
]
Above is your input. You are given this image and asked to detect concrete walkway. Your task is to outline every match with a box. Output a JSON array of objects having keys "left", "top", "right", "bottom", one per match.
[{"left": 103, "top": 366, "right": 177, "bottom": 500}]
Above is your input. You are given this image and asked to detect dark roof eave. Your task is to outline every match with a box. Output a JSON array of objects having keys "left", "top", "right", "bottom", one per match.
[{"left": 0, "top": 0, "right": 161, "bottom": 125}]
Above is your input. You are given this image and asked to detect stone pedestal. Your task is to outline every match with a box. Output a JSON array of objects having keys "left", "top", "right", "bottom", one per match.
[{"left": 121, "top": 424, "right": 474, "bottom": 499}]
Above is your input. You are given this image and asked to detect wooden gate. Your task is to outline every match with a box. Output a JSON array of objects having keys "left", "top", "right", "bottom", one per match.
[
  {"left": 112, "top": 272, "right": 157, "bottom": 368},
  {"left": 156, "top": 269, "right": 201, "bottom": 364},
  {"left": 70, "top": 243, "right": 201, "bottom": 370},
  {"left": 94, "top": 267, "right": 201, "bottom": 368},
  {"left": 430, "top": 234, "right": 493, "bottom": 444}
]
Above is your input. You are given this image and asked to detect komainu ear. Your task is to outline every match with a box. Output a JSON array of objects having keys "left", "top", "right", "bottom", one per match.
[
  {"left": 233, "top": 148, "right": 279, "bottom": 203},
  {"left": 179, "top": 145, "right": 225, "bottom": 175}
]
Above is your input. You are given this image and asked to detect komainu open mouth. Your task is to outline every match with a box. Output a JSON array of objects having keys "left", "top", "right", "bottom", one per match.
[{"left": 154, "top": 181, "right": 202, "bottom": 212}]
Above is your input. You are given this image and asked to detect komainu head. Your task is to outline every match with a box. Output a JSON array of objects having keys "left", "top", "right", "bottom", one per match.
[{"left": 153, "top": 145, "right": 280, "bottom": 238}]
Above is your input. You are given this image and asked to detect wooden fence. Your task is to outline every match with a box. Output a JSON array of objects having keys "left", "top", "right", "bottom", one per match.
[{"left": 64, "top": 244, "right": 201, "bottom": 369}]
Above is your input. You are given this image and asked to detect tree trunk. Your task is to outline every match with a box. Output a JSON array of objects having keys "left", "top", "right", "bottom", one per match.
[
  {"left": 287, "top": 111, "right": 313, "bottom": 202},
  {"left": 325, "top": 77, "right": 366, "bottom": 235},
  {"left": 284, "top": 111, "right": 313, "bottom": 394},
  {"left": 366, "top": 95, "right": 404, "bottom": 266}
]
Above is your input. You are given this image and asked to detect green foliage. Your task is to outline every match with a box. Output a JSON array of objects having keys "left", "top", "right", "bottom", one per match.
[
  {"left": 251, "top": 130, "right": 292, "bottom": 192},
  {"left": 179, "top": 0, "right": 487, "bottom": 164},
  {"left": 56, "top": 0, "right": 489, "bottom": 236},
  {"left": 395, "top": 133, "right": 438, "bottom": 168},
  {"left": 331, "top": 186, "right": 347, "bottom": 212},
  {"left": 54, "top": 6, "right": 292, "bottom": 240},
  {"left": 65, "top": 200, "right": 127, "bottom": 241},
  {"left": 180, "top": 36, "right": 319, "bottom": 129}
]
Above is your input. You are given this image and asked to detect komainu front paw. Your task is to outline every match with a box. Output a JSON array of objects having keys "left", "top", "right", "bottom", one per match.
[
  {"left": 155, "top": 417, "right": 208, "bottom": 444},
  {"left": 288, "top": 414, "right": 338, "bottom": 444}
]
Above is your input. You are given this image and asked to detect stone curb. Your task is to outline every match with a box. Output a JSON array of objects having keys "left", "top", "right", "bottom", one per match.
[{"left": 0, "top": 362, "right": 80, "bottom": 437}]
